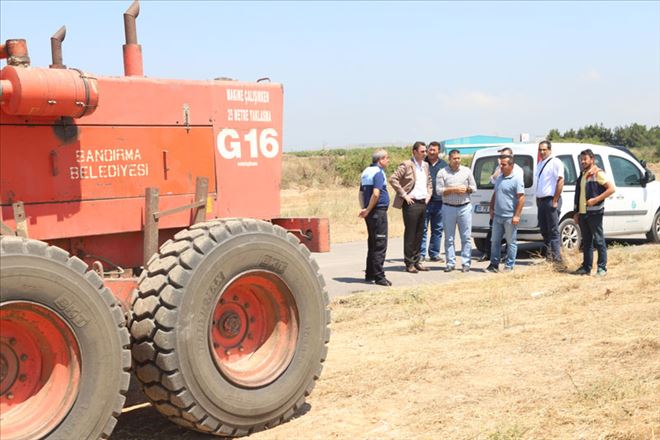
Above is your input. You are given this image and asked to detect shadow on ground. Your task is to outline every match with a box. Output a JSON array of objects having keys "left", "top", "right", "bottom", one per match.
[{"left": 113, "top": 403, "right": 311, "bottom": 440}]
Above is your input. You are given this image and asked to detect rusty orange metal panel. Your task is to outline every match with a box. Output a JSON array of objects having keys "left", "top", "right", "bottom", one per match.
[
  {"left": 211, "top": 83, "right": 283, "bottom": 219},
  {"left": 0, "top": 125, "right": 215, "bottom": 203},
  {"left": 0, "top": 194, "right": 211, "bottom": 240},
  {"left": 104, "top": 278, "right": 138, "bottom": 314},
  {"left": 272, "top": 218, "right": 330, "bottom": 253}
]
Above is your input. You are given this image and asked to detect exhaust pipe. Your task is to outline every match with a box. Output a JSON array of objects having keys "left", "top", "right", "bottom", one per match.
[
  {"left": 2, "top": 39, "right": 30, "bottom": 67},
  {"left": 50, "top": 26, "right": 66, "bottom": 69},
  {"left": 122, "top": 0, "right": 143, "bottom": 76}
]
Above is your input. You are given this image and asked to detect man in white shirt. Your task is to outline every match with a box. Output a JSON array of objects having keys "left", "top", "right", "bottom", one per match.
[{"left": 535, "top": 140, "right": 564, "bottom": 263}]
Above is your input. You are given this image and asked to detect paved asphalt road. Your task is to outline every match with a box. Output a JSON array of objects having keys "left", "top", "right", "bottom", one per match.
[{"left": 314, "top": 236, "right": 543, "bottom": 298}]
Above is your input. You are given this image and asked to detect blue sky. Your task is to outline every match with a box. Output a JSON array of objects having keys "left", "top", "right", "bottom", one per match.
[{"left": 2, "top": 1, "right": 659, "bottom": 150}]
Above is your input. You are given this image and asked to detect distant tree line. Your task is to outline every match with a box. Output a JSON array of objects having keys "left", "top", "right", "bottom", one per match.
[{"left": 547, "top": 123, "right": 660, "bottom": 150}]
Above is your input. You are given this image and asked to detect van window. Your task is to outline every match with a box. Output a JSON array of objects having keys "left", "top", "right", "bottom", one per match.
[
  {"left": 609, "top": 156, "right": 642, "bottom": 187},
  {"left": 473, "top": 155, "right": 533, "bottom": 189},
  {"left": 515, "top": 156, "right": 534, "bottom": 188},
  {"left": 557, "top": 155, "right": 577, "bottom": 185},
  {"left": 474, "top": 156, "right": 499, "bottom": 189},
  {"left": 575, "top": 154, "right": 604, "bottom": 173}
]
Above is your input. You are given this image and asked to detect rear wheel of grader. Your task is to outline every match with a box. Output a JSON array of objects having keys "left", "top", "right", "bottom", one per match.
[
  {"left": 0, "top": 236, "right": 131, "bottom": 440},
  {"left": 130, "top": 219, "right": 330, "bottom": 436}
]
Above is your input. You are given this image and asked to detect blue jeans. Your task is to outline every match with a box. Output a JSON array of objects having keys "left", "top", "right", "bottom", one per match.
[
  {"left": 490, "top": 215, "right": 518, "bottom": 269},
  {"left": 421, "top": 200, "right": 443, "bottom": 259},
  {"left": 442, "top": 203, "right": 472, "bottom": 268}
]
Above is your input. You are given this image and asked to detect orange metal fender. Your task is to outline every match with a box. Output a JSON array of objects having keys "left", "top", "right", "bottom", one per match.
[{"left": 271, "top": 217, "right": 330, "bottom": 253}]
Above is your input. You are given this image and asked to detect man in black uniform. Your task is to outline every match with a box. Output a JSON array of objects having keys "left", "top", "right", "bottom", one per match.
[{"left": 359, "top": 149, "right": 392, "bottom": 286}]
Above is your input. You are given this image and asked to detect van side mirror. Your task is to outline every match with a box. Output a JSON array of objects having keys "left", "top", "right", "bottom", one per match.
[{"left": 642, "top": 169, "right": 656, "bottom": 188}]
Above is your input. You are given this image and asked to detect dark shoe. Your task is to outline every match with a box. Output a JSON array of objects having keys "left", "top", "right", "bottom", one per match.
[
  {"left": 444, "top": 265, "right": 455, "bottom": 273},
  {"left": 429, "top": 256, "right": 444, "bottom": 262},
  {"left": 486, "top": 265, "right": 499, "bottom": 273},
  {"left": 478, "top": 253, "right": 490, "bottom": 262},
  {"left": 415, "top": 263, "right": 429, "bottom": 272},
  {"left": 405, "top": 265, "right": 419, "bottom": 274},
  {"left": 461, "top": 265, "right": 470, "bottom": 273},
  {"left": 365, "top": 275, "right": 375, "bottom": 284},
  {"left": 573, "top": 267, "right": 590, "bottom": 276},
  {"left": 375, "top": 278, "right": 392, "bottom": 286}
]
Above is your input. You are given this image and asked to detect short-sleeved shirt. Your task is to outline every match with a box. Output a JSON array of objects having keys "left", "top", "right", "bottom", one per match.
[
  {"left": 493, "top": 172, "right": 525, "bottom": 217},
  {"left": 535, "top": 156, "right": 564, "bottom": 198},
  {"left": 578, "top": 170, "right": 609, "bottom": 214},
  {"left": 360, "top": 164, "right": 390, "bottom": 208},
  {"left": 436, "top": 165, "right": 477, "bottom": 205}
]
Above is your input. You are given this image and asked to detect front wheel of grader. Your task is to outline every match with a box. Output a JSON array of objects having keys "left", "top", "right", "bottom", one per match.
[
  {"left": 0, "top": 236, "right": 131, "bottom": 440},
  {"left": 129, "top": 219, "right": 331, "bottom": 436}
]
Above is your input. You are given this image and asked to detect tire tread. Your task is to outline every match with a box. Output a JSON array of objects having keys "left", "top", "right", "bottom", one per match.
[{"left": 129, "top": 219, "right": 330, "bottom": 435}]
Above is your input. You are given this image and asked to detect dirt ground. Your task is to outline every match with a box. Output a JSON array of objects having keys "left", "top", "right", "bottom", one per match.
[{"left": 114, "top": 244, "right": 660, "bottom": 439}]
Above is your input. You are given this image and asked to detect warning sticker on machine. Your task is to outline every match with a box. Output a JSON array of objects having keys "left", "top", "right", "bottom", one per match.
[{"left": 69, "top": 148, "right": 149, "bottom": 180}]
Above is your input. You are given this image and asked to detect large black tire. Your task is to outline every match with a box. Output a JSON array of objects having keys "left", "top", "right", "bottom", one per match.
[
  {"left": 559, "top": 217, "right": 581, "bottom": 251},
  {"left": 646, "top": 210, "right": 660, "bottom": 243},
  {"left": 0, "top": 236, "right": 131, "bottom": 439},
  {"left": 473, "top": 237, "right": 489, "bottom": 254},
  {"left": 129, "top": 219, "right": 330, "bottom": 436}
]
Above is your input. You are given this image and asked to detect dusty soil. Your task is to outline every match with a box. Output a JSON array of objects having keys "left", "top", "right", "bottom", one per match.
[{"left": 114, "top": 244, "right": 660, "bottom": 439}]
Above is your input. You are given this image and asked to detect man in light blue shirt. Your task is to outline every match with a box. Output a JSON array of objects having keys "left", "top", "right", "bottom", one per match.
[{"left": 486, "top": 156, "right": 525, "bottom": 272}]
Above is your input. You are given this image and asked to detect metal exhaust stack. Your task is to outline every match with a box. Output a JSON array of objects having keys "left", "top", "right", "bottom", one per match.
[
  {"left": 2, "top": 39, "right": 30, "bottom": 67},
  {"left": 122, "top": 0, "right": 143, "bottom": 76},
  {"left": 50, "top": 26, "right": 66, "bottom": 69}
]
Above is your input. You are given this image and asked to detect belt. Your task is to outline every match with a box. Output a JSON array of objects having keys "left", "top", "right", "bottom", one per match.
[
  {"left": 444, "top": 202, "right": 470, "bottom": 207},
  {"left": 536, "top": 196, "right": 554, "bottom": 200},
  {"left": 412, "top": 199, "right": 426, "bottom": 203}
]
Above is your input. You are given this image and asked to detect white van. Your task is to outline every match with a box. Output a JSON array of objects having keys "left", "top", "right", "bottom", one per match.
[{"left": 470, "top": 142, "right": 660, "bottom": 252}]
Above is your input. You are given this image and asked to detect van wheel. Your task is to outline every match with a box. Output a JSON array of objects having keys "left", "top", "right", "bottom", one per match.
[
  {"left": 646, "top": 210, "right": 660, "bottom": 243},
  {"left": 559, "top": 217, "right": 581, "bottom": 250},
  {"left": 473, "top": 238, "right": 488, "bottom": 254}
]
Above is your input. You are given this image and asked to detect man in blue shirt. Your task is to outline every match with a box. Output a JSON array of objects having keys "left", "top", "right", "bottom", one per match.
[
  {"left": 359, "top": 149, "right": 392, "bottom": 286},
  {"left": 420, "top": 141, "right": 448, "bottom": 262},
  {"left": 486, "top": 156, "right": 525, "bottom": 273}
]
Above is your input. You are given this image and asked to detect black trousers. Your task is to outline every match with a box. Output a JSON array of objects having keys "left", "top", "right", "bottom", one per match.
[
  {"left": 579, "top": 212, "right": 607, "bottom": 272},
  {"left": 402, "top": 201, "right": 426, "bottom": 266},
  {"left": 365, "top": 208, "right": 388, "bottom": 281}
]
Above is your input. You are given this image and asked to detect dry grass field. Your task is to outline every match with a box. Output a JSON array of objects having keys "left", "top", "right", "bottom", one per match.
[
  {"left": 248, "top": 244, "right": 660, "bottom": 440},
  {"left": 280, "top": 187, "right": 405, "bottom": 243}
]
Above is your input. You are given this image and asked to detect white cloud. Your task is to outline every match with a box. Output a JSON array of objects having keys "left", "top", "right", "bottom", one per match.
[
  {"left": 580, "top": 69, "right": 602, "bottom": 82},
  {"left": 436, "top": 90, "right": 511, "bottom": 111}
]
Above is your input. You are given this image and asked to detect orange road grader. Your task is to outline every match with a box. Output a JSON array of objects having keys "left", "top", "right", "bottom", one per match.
[{"left": 0, "top": 1, "right": 330, "bottom": 438}]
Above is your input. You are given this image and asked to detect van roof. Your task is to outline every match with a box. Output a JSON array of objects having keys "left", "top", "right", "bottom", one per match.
[{"left": 472, "top": 142, "right": 642, "bottom": 165}]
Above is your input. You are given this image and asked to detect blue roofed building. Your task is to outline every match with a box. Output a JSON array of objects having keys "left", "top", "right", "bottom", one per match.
[{"left": 441, "top": 135, "right": 514, "bottom": 155}]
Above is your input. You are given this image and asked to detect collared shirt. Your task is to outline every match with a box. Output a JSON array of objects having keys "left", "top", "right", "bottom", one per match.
[
  {"left": 436, "top": 165, "right": 477, "bottom": 205},
  {"left": 493, "top": 172, "right": 524, "bottom": 217},
  {"left": 535, "top": 156, "right": 564, "bottom": 198},
  {"left": 426, "top": 157, "right": 448, "bottom": 202},
  {"left": 408, "top": 158, "right": 428, "bottom": 200},
  {"left": 360, "top": 164, "right": 390, "bottom": 208}
]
